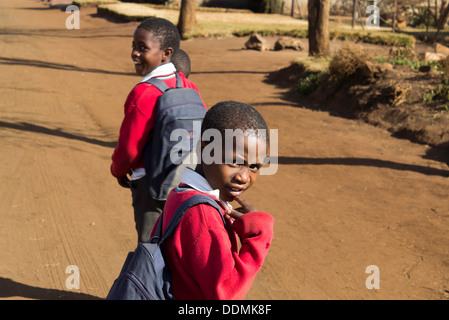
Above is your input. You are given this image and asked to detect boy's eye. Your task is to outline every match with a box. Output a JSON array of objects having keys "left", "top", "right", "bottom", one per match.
[
  {"left": 131, "top": 43, "right": 147, "bottom": 51},
  {"left": 229, "top": 159, "right": 239, "bottom": 167},
  {"left": 249, "top": 164, "right": 261, "bottom": 172}
]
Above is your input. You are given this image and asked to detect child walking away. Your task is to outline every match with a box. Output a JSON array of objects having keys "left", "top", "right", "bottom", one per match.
[
  {"left": 152, "top": 101, "right": 274, "bottom": 300},
  {"left": 110, "top": 17, "right": 207, "bottom": 243},
  {"left": 171, "top": 48, "right": 191, "bottom": 78}
]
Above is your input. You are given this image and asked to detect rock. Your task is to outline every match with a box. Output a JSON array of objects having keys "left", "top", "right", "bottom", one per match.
[
  {"left": 435, "top": 43, "right": 449, "bottom": 56},
  {"left": 274, "top": 37, "right": 304, "bottom": 51},
  {"left": 244, "top": 33, "right": 270, "bottom": 51},
  {"left": 422, "top": 52, "right": 446, "bottom": 62}
]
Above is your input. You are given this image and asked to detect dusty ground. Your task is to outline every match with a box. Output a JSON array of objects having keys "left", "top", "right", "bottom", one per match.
[{"left": 1, "top": 0, "right": 449, "bottom": 300}]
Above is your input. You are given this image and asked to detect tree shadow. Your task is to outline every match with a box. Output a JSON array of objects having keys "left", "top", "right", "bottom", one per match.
[
  {"left": 0, "top": 120, "right": 116, "bottom": 148},
  {"left": 278, "top": 156, "right": 449, "bottom": 177},
  {"left": 0, "top": 28, "right": 131, "bottom": 39},
  {"left": 0, "top": 277, "right": 101, "bottom": 300},
  {"left": 88, "top": 13, "right": 136, "bottom": 25},
  {"left": 423, "top": 142, "right": 449, "bottom": 167},
  {"left": 190, "top": 70, "right": 272, "bottom": 75},
  {"left": 0, "top": 57, "right": 136, "bottom": 77}
]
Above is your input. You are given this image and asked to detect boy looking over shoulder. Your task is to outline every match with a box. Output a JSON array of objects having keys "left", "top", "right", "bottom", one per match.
[
  {"left": 111, "top": 17, "right": 207, "bottom": 243},
  {"left": 152, "top": 101, "right": 274, "bottom": 300}
]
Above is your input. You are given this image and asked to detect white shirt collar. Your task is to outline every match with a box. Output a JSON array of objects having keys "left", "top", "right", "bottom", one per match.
[
  {"left": 179, "top": 167, "right": 232, "bottom": 211},
  {"left": 140, "top": 62, "right": 176, "bottom": 83}
]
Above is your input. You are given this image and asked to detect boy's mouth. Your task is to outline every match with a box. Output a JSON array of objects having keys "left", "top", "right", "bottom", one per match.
[{"left": 225, "top": 186, "right": 244, "bottom": 198}]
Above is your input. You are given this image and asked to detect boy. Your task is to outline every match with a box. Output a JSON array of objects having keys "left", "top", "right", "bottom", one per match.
[
  {"left": 171, "top": 48, "right": 191, "bottom": 78},
  {"left": 152, "top": 101, "right": 274, "bottom": 300},
  {"left": 111, "top": 17, "right": 207, "bottom": 243}
]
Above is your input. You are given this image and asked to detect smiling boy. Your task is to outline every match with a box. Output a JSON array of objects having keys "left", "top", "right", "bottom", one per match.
[
  {"left": 152, "top": 101, "right": 274, "bottom": 300},
  {"left": 111, "top": 17, "right": 207, "bottom": 243}
]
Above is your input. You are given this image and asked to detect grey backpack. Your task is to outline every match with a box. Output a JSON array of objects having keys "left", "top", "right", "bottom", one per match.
[
  {"left": 106, "top": 194, "right": 225, "bottom": 300},
  {"left": 142, "top": 73, "right": 206, "bottom": 200}
]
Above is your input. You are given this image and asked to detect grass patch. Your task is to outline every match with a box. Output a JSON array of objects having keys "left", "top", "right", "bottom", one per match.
[
  {"left": 97, "top": 3, "right": 178, "bottom": 22},
  {"left": 186, "top": 23, "right": 414, "bottom": 47},
  {"left": 184, "top": 23, "right": 308, "bottom": 39},
  {"left": 72, "top": 0, "right": 120, "bottom": 7},
  {"left": 96, "top": 2, "right": 415, "bottom": 48},
  {"left": 291, "top": 56, "right": 330, "bottom": 74},
  {"left": 376, "top": 55, "right": 437, "bottom": 70},
  {"left": 375, "top": 47, "right": 439, "bottom": 71},
  {"left": 289, "top": 56, "right": 330, "bottom": 96},
  {"left": 330, "top": 30, "right": 415, "bottom": 48}
]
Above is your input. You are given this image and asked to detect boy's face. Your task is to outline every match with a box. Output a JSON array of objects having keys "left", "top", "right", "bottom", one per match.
[
  {"left": 131, "top": 28, "right": 172, "bottom": 76},
  {"left": 201, "top": 136, "right": 267, "bottom": 202}
]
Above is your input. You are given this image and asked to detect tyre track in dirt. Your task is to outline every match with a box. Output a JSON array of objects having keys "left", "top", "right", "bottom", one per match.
[{"left": 0, "top": 0, "right": 135, "bottom": 299}]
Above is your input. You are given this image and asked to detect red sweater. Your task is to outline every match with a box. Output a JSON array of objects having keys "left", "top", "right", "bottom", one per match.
[
  {"left": 151, "top": 187, "right": 274, "bottom": 300},
  {"left": 110, "top": 72, "right": 206, "bottom": 178}
]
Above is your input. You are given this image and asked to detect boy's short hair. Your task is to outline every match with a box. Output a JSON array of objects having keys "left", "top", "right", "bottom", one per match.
[
  {"left": 201, "top": 101, "right": 269, "bottom": 145},
  {"left": 137, "top": 17, "right": 180, "bottom": 53},
  {"left": 171, "top": 49, "right": 191, "bottom": 78}
]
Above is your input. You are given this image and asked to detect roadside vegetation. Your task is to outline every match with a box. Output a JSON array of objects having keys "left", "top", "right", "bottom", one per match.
[{"left": 71, "top": 0, "right": 449, "bottom": 148}]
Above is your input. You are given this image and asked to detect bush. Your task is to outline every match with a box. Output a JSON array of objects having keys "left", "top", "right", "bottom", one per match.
[
  {"left": 408, "top": 6, "right": 435, "bottom": 28},
  {"left": 422, "top": 57, "right": 449, "bottom": 104},
  {"left": 296, "top": 72, "right": 324, "bottom": 96},
  {"left": 327, "top": 46, "right": 370, "bottom": 85},
  {"left": 250, "top": 0, "right": 282, "bottom": 13},
  {"left": 438, "top": 55, "right": 449, "bottom": 81}
]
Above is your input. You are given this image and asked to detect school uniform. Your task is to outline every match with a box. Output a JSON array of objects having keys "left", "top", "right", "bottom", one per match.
[
  {"left": 151, "top": 167, "right": 274, "bottom": 300},
  {"left": 111, "top": 63, "right": 206, "bottom": 243}
]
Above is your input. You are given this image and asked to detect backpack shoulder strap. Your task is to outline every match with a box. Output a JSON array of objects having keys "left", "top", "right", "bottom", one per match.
[
  {"left": 142, "top": 72, "right": 182, "bottom": 93},
  {"left": 175, "top": 72, "right": 183, "bottom": 89},
  {"left": 155, "top": 194, "right": 226, "bottom": 244},
  {"left": 144, "top": 77, "right": 169, "bottom": 93}
]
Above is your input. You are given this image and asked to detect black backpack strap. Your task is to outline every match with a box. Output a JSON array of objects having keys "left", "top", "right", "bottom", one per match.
[
  {"left": 142, "top": 72, "right": 182, "bottom": 93},
  {"left": 175, "top": 72, "right": 183, "bottom": 89},
  {"left": 156, "top": 194, "right": 226, "bottom": 244}
]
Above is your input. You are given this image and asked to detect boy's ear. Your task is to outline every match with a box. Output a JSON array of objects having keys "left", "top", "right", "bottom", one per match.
[{"left": 162, "top": 47, "right": 173, "bottom": 63}]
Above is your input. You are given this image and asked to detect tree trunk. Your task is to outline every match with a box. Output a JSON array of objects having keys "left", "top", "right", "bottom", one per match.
[
  {"left": 308, "top": 0, "right": 330, "bottom": 56},
  {"left": 352, "top": 0, "right": 356, "bottom": 29},
  {"left": 433, "top": 2, "right": 449, "bottom": 43},
  {"left": 177, "top": 0, "right": 197, "bottom": 40}
]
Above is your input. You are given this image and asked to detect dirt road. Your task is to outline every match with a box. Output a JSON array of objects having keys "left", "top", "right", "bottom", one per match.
[{"left": 1, "top": 0, "right": 449, "bottom": 300}]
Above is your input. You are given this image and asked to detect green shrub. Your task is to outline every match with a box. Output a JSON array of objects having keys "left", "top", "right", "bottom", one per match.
[
  {"left": 422, "top": 80, "right": 449, "bottom": 103},
  {"left": 409, "top": 6, "right": 435, "bottom": 28},
  {"left": 296, "top": 72, "right": 323, "bottom": 96}
]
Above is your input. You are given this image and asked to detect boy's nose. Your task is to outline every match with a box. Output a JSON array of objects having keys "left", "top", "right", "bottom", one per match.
[
  {"left": 235, "top": 167, "right": 250, "bottom": 184},
  {"left": 131, "top": 48, "right": 140, "bottom": 58}
]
